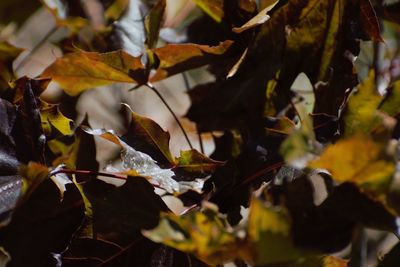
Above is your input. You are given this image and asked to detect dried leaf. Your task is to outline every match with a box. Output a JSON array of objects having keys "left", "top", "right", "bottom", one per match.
[
  {"left": 150, "top": 40, "right": 233, "bottom": 82},
  {"left": 359, "top": 0, "right": 383, "bottom": 42},
  {"left": 232, "top": 0, "right": 278, "bottom": 33}
]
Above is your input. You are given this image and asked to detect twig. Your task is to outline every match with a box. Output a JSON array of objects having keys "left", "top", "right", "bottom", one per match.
[
  {"left": 146, "top": 82, "right": 193, "bottom": 149},
  {"left": 182, "top": 72, "right": 204, "bottom": 153},
  {"left": 15, "top": 26, "right": 58, "bottom": 73}
]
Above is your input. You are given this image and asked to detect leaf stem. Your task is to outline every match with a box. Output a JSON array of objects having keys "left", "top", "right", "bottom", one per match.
[
  {"left": 15, "top": 26, "right": 58, "bottom": 73},
  {"left": 182, "top": 72, "right": 204, "bottom": 153},
  {"left": 51, "top": 169, "right": 127, "bottom": 180},
  {"left": 146, "top": 83, "right": 194, "bottom": 149},
  {"left": 51, "top": 168, "right": 166, "bottom": 190}
]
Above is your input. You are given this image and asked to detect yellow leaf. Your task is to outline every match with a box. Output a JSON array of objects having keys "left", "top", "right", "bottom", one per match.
[
  {"left": 309, "top": 135, "right": 395, "bottom": 191},
  {"left": 344, "top": 71, "right": 382, "bottom": 136},
  {"left": 248, "top": 198, "right": 303, "bottom": 264}
]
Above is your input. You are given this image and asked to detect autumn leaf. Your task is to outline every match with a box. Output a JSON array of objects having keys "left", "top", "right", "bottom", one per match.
[
  {"left": 309, "top": 134, "right": 395, "bottom": 192},
  {"left": 0, "top": 41, "right": 23, "bottom": 90},
  {"left": 104, "top": 0, "right": 129, "bottom": 21},
  {"left": 40, "top": 0, "right": 88, "bottom": 31},
  {"left": 143, "top": 203, "right": 245, "bottom": 266},
  {"left": 359, "top": 0, "right": 383, "bottom": 42},
  {"left": 193, "top": 0, "right": 224, "bottom": 23},
  {"left": 145, "top": 0, "right": 166, "bottom": 49},
  {"left": 150, "top": 40, "right": 234, "bottom": 82},
  {"left": 232, "top": 0, "right": 279, "bottom": 33},
  {"left": 379, "top": 80, "right": 400, "bottom": 117},
  {"left": 344, "top": 71, "right": 383, "bottom": 136},
  {"left": 121, "top": 105, "right": 175, "bottom": 165},
  {"left": 247, "top": 198, "right": 303, "bottom": 264},
  {"left": 174, "top": 149, "right": 224, "bottom": 175},
  {"left": 41, "top": 50, "right": 145, "bottom": 96},
  {"left": 40, "top": 101, "right": 73, "bottom": 138}
]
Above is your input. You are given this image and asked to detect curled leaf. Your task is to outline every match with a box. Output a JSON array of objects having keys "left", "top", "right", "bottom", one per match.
[{"left": 232, "top": 0, "right": 279, "bottom": 33}]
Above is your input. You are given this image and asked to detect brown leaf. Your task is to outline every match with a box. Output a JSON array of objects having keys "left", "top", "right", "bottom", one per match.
[
  {"left": 359, "top": 0, "right": 383, "bottom": 42},
  {"left": 232, "top": 0, "right": 279, "bottom": 33},
  {"left": 150, "top": 40, "right": 233, "bottom": 82},
  {"left": 41, "top": 50, "right": 145, "bottom": 96}
]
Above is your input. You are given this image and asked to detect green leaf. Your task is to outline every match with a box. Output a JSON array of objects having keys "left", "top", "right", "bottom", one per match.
[
  {"left": 344, "top": 71, "right": 383, "bottom": 136},
  {"left": 145, "top": 0, "right": 166, "bottom": 49},
  {"left": 41, "top": 50, "right": 145, "bottom": 96},
  {"left": 280, "top": 106, "right": 318, "bottom": 167},
  {"left": 248, "top": 198, "right": 304, "bottom": 264},
  {"left": 379, "top": 80, "right": 400, "bottom": 117},
  {"left": 174, "top": 149, "right": 224, "bottom": 175}
]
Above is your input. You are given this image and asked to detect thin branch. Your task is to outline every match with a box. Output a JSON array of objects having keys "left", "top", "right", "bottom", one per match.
[
  {"left": 15, "top": 26, "right": 58, "bottom": 73},
  {"left": 146, "top": 82, "right": 193, "bottom": 149},
  {"left": 182, "top": 72, "right": 204, "bottom": 153}
]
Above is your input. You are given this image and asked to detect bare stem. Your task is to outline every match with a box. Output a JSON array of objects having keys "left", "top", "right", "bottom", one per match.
[
  {"left": 146, "top": 83, "right": 193, "bottom": 149},
  {"left": 51, "top": 169, "right": 127, "bottom": 180},
  {"left": 182, "top": 72, "right": 204, "bottom": 153}
]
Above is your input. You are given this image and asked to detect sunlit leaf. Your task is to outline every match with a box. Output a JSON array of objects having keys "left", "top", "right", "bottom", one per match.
[
  {"left": 150, "top": 40, "right": 233, "bottom": 82},
  {"left": 248, "top": 198, "right": 303, "bottom": 264},
  {"left": 193, "top": 0, "right": 224, "bottom": 23},
  {"left": 41, "top": 50, "right": 145, "bottom": 96},
  {"left": 40, "top": 101, "right": 73, "bottom": 138},
  {"left": 309, "top": 135, "right": 395, "bottom": 191},
  {"left": 344, "top": 71, "right": 383, "bottom": 136},
  {"left": 143, "top": 203, "right": 245, "bottom": 266},
  {"left": 280, "top": 106, "right": 318, "bottom": 168}
]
